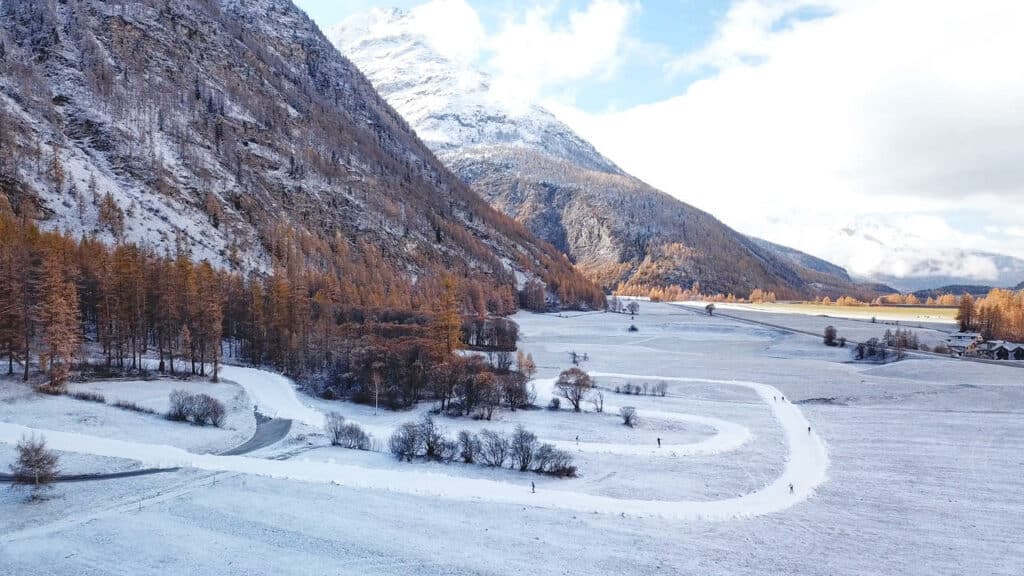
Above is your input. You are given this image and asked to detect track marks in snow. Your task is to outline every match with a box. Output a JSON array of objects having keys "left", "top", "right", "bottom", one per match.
[{"left": 0, "top": 369, "right": 828, "bottom": 521}]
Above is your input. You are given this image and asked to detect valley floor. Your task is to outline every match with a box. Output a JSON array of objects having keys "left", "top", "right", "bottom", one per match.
[{"left": 1, "top": 303, "right": 1022, "bottom": 575}]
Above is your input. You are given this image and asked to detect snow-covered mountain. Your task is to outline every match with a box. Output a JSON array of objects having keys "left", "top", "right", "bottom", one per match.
[
  {"left": 823, "top": 222, "right": 1024, "bottom": 292},
  {"left": 0, "top": 0, "right": 601, "bottom": 305},
  {"left": 330, "top": 8, "right": 874, "bottom": 299},
  {"left": 331, "top": 8, "right": 620, "bottom": 175}
]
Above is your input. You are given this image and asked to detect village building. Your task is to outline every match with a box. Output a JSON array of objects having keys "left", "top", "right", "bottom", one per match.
[{"left": 945, "top": 332, "right": 983, "bottom": 357}]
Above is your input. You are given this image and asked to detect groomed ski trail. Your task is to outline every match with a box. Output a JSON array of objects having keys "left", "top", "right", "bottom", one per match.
[{"left": 0, "top": 370, "right": 827, "bottom": 521}]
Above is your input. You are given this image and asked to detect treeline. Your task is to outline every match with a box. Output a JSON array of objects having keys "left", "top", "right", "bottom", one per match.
[
  {"left": 614, "top": 281, "right": 779, "bottom": 305},
  {"left": 957, "top": 290, "right": 1024, "bottom": 341},
  {"left": 0, "top": 207, "right": 541, "bottom": 404},
  {"left": 818, "top": 293, "right": 959, "bottom": 307}
]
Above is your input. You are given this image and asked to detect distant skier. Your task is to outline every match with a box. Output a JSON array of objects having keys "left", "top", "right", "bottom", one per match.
[
  {"left": 789, "top": 483, "right": 794, "bottom": 494},
  {"left": 657, "top": 437, "right": 662, "bottom": 448},
  {"left": 807, "top": 426, "right": 812, "bottom": 434},
  {"left": 531, "top": 481, "right": 536, "bottom": 494},
  {"left": 575, "top": 435, "right": 579, "bottom": 445}
]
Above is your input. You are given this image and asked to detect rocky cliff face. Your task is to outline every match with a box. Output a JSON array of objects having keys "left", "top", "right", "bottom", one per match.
[
  {"left": 0, "top": 0, "right": 600, "bottom": 304},
  {"left": 331, "top": 8, "right": 871, "bottom": 298}
]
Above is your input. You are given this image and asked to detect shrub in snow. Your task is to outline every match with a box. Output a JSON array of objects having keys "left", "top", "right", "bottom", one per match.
[
  {"left": 458, "top": 430, "right": 481, "bottom": 464},
  {"left": 418, "top": 415, "right": 448, "bottom": 461},
  {"left": 823, "top": 325, "right": 838, "bottom": 346},
  {"left": 114, "top": 400, "right": 158, "bottom": 415},
  {"left": 337, "top": 423, "right": 372, "bottom": 450},
  {"left": 10, "top": 434, "right": 59, "bottom": 498},
  {"left": 438, "top": 439, "right": 459, "bottom": 463},
  {"left": 628, "top": 324, "right": 638, "bottom": 332},
  {"left": 70, "top": 391, "right": 106, "bottom": 403},
  {"left": 510, "top": 425, "right": 538, "bottom": 472},
  {"left": 167, "top": 390, "right": 225, "bottom": 426},
  {"left": 190, "top": 393, "right": 226, "bottom": 427},
  {"left": 389, "top": 422, "right": 422, "bottom": 462},
  {"left": 547, "top": 397, "right": 560, "bottom": 411},
  {"left": 479, "top": 429, "right": 509, "bottom": 468},
  {"left": 619, "top": 406, "right": 638, "bottom": 427},
  {"left": 168, "top": 389, "right": 191, "bottom": 421},
  {"left": 533, "top": 443, "right": 576, "bottom": 477},
  {"left": 326, "top": 412, "right": 346, "bottom": 445}
]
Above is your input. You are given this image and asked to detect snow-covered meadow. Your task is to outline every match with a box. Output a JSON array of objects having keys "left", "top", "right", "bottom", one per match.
[{"left": 1, "top": 302, "right": 1022, "bottom": 575}]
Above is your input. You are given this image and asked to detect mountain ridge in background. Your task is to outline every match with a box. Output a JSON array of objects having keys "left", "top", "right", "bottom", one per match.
[
  {"left": 828, "top": 222, "right": 1024, "bottom": 292},
  {"left": 330, "top": 8, "right": 880, "bottom": 300}
]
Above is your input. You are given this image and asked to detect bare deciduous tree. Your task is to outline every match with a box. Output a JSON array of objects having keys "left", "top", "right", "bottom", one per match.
[
  {"left": 619, "top": 406, "right": 638, "bottom": 427},
  {"left": 418, "top": 415, "right": 446, "bottom": 461},
  {"left": 510, "top": 425, "right": 538, "bottom": 472},
  {"left": 458, "top": 430, "right": 481, "bottom": 463},
  {"left": 10, "top": 434, "right": 59, "bottom": 498},
  {"left": 479, "top": 429, "right": 509, "bottom": 468},
  {"left": 590, "top": 389, "right": 604, "bottom": 413},
  {"left": 326, "top": 412, "right": 346, "bottom": 445},
  {"left": 555, "top": 367, "right": 593, "bottom": 412},
  {"left": 388, "top": 422, "right": 422, "bottom": 462}
]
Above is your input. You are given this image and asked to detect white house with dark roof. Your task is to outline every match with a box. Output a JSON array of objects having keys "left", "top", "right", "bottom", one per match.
[{"left": 945, "top": 332, "right": 983, "bottom": 356}]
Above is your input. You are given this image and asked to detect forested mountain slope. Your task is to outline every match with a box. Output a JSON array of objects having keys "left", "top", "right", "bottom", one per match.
[
  {"left": 331, "top": 8, "right": 874, "bottom": 299},
  {"left": 0, "top": 0, "right": 602, "bottom": 309}
]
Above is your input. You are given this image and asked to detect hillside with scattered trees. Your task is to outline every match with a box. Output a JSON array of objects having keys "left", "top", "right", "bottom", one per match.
[
  {"left": 0, "top": 208, "right": 539, "bottom": 410},
  {"left": 0, "top": 0, "right": 603, "bottom": 312}
]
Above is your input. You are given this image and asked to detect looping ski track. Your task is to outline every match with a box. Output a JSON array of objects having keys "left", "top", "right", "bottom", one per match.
[{"left": 0, "top": 367, "right": 828, "bottom": 521}]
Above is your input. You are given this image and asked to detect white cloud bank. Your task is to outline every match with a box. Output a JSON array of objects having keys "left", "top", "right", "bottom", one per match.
[
  {"left": 546, "top": 0, "right": 1024, "bottom": 280},
  {"left": 332, "top": 0, "right": 1024, "bottom": 282}
]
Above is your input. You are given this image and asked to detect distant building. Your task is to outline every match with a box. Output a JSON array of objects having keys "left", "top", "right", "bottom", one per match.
[
  {"left": 945, "top": 332, "right": 983, "bottom": 357},
  {"left": 987, "top": 342, "right": 1024, "bottom": 361}
]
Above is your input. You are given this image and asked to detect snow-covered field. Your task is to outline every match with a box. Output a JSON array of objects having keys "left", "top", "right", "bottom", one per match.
[
  {"left": 679, "top": 301, "right": 955, "bottom": 348},
  {"left": 1, "top": 303, "right": 1022, "bottom": 574},
  {"left": 0, "top": 378, "right": 254, "bottom": 455}
]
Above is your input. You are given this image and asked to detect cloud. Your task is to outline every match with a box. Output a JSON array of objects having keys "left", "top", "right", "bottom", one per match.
[
  {"left": 486, "top": 1, "right": 637, "bottom": 108},
  {"left": 407, "top": 0, "right": 485, "bottom": 62},
  {"left": 549, "top": 0, "right": 1024, "bottom": 267}
]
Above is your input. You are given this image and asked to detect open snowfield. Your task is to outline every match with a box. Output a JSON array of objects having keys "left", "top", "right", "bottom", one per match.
[
  {"left": 679, "top": 301, "right": 956, "bottom": 348},
  {"left": 703, "top": 301, "right": 959, "bottom": 325},
  {"left": 1, "top": 302, "right": 1022, "bottom": 574},
  {"left": 0, "top": 377, "right": 255, "bottom": 455}
]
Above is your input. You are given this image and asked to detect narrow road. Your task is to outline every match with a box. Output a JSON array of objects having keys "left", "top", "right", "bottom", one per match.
[
  {"left": 219, "top": 417, "right": 292, "bottom": 456},
  {"left": 0, "top": 416, "right": 291, "bottom": 483}
]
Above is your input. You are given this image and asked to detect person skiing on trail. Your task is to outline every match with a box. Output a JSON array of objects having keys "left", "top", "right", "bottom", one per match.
[
  {"left": 575, "top": 435, "right": 579, "bottom": 445},
  {"left": 657, "top": 437, "right": 661, "bottom": 448},
  {"left": 531, "top": 481, "right": 536, "bottom": 494},
  {"left": 789, "top": 483, "right": 794, "bottom": 494},
  {"left": 807, "top": 426, "right": 811, "bottom": 434}
]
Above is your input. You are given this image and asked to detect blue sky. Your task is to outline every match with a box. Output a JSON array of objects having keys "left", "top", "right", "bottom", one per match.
[
  {"left": 295, "top": 0, "right": 1024, "bottom": 283},
  {"left": 296, "top": 0, "right": 733, "bottom": 113}
]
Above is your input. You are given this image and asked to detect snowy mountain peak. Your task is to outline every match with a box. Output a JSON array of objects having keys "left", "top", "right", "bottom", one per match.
[{"left": 329, "top": 10, "right": 622, "bottom": 174}]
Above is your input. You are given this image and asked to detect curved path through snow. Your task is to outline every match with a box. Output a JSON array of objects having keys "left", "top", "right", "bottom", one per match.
[
  {"left": 218, "top": 365, "right": 323, "bottom": 428},
  {"left": 532, "top": 377, "right": 752, "bottom": 457},
  {"left": 0, "top": 368, "right": 828, "bottom": 520}
]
